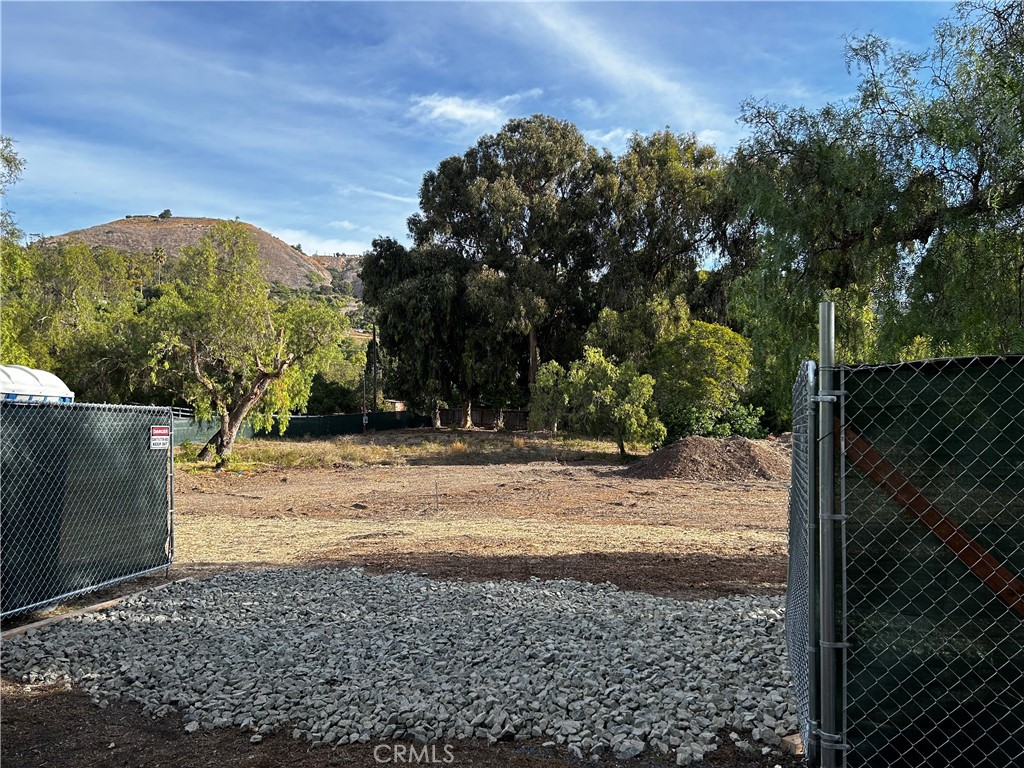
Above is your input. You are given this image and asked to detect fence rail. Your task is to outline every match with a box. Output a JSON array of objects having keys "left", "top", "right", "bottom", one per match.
[
  {"left": 0, "top": 402, "right": 174, "bottom": 618},
  {"left": 788, "top": 314, "right": 1023, "bottom": 768}
]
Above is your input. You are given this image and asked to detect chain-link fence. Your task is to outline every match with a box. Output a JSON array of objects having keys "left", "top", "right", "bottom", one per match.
[
  {"left": 1, "top": 402, "right": 174, "bottom": 618},
  {"left": 787, "top": 359, "right": 818, "bottom": 760},
  {"left": 837, "top": 356, "right": 1024, "bottom": 768},
  {"left": 789, "top": 342, "right": 1024, "bottom": 768}
]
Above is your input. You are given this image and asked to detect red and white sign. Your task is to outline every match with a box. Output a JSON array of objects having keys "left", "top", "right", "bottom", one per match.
[{"left": 150, "top": 425, "right": 171, "bottom": 450}]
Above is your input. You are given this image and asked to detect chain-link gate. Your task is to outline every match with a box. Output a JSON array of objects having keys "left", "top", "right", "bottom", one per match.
[
  {"left": 1, "top": 402, "right": 174, "bottom": 618},
  {"left": 788, "top": 303, "right": 1024, "bottom": 768}
]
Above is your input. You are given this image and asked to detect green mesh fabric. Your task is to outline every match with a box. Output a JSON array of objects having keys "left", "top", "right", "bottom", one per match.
[
  {"left": 1, "top": 402, "right": 173, "bottom": 617},
  {"left": 838, "top": 356, "right": 1024, "bottom": 768}
]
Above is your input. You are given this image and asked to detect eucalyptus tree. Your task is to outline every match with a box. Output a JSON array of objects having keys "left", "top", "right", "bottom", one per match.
[
  {"left": 603, "top": 130, "right": 722, "bottom": 311},
  {"left": 410, "top": 114, "right": 615, "bottom": 387},
  {"left": 360, "top": 237, "right": 473, "bottom": 426}
]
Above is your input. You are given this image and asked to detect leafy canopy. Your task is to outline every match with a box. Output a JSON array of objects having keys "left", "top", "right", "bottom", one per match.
[
  {"left": 148, "top": 221, "right": 347, "bottom": 458},
  {"left": 530, "top": 346, "right": 665, "bottom": 456}
]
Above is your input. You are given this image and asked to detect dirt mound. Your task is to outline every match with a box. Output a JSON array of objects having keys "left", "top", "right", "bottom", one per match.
[
  {"left": 627, "top": 435, "right": 790, "bottom": 482},
  {"left": 46, "top": 217, "right": 330, "bottom": 290}
]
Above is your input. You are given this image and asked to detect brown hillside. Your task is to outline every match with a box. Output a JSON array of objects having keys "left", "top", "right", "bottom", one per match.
[
  {"left": 46, "top": 217, "right": 330, "bottom": 290},
  {"left": 309, "top": 253, "right": 364, "bottom": 298}
]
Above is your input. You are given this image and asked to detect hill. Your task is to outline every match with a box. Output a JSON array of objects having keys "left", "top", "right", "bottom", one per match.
[
  {"left": 309, "top": 253, "right": 364, "bottom": 298},
  {"left": 45, "top": 216, "right": 331, "bottom": 290}
]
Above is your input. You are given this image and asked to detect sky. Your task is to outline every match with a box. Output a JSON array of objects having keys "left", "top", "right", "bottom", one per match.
[{"left": 2, "top": 1, "right": 953, "bottom": 256}]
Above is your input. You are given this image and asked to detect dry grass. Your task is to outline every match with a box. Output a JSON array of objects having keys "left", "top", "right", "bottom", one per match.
[
  {"left": 172, "top": 460, "right": 790, "bottom": 599},
  {"left": 176, "top": 429, "right": 646, "bottom": 472}
]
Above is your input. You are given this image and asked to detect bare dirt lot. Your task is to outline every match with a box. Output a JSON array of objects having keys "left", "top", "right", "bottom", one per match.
[{"left": 2, "top": 432, "right": 797, "bottom": 768}]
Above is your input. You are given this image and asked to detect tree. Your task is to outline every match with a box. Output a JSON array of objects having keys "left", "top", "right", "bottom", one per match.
[
  {"left": 726, "top": 102, "right": 903, "bottom": 420},
  {"left": 530, "top": 346, "right": 665, "bottom": 456},
  {"left": 724, "top": 1, "right": 1024, "bottom": 423},
  {"left": 1, "top": 135, "right": 25, "bottom": 241},
  {"left": 584, "top": 294, "right": 691, "bottom": 367},
  {"left": 649, "top": 320, "right": 754, "bottom": 440},
  {"left": 849, "top": 0, "right": 1024, "bottom": 356},
  {"left": 147, "top": 221, "right": 347, "bottom": 463},
  {"left": 0, "top": 238, "right": 160, "bottom": 402},
  {"left": 360, "top": 237, "right": 472, "bottom": 426},
  {"left": 528, "top": 360, "right": 569, "bottom": 432},
  {"left": 158, "top": 209, "right": 172, "bottom": 219},
  {"left": 603, "top": 130, "right": 722, "bottom": 311},
  {"left": 584, "top": 294, "right": 756, "bottom": 440},
  {"left": 410, "top": 115, "right": 615, "bottom": 387}
]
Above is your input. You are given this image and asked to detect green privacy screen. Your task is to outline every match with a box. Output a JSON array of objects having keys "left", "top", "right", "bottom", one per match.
[
  {"left": 838, "top": 356, "right": 1024, "bottom": 768},
  {"left": 1, "top": 402, "right": 173, "bottom": 618}
]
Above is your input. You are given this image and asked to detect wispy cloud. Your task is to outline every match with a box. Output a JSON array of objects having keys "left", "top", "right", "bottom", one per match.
[
  {"left": 411, "top": 94, "right": 505, "bottom": 130},
  {"left": 574, "top": 97, "right": 611, "bottom": 119},
  {"left": 521, "top": 5, "right": 733, "bottom": 140},
  {"left": 338, "top": 185, "right": 420, "bottom": 206},
  {"left": 4, "top": 1, "right": 948, "bottom": 252},
  {"left": 583, "top": 127, "right": 633, "bottom": 154},
  {"left": 409, "top": 88, "right": 543, "bottom": 133}
]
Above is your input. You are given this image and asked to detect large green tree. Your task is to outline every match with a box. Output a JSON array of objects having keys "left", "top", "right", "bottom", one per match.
[
  {"left": 585, "top": 294, "right": 756, "bottom": 440},
  {"left": 724, "top": 1, "right": 1024, "bottom": 423},
  {"left": 0, "top": 238, "right": 160, "bottom": 402},
  {"left": 410, "top": 114, "right": 615, "bottom": 386},
  {"left": 360, "top": 237, "right": 474, "bottom": 426},
  {"left": 148, "top": 221, "right": 346, "bottom": 462},
  {"left": 850, "top": 0, "right": 1024, "bottom": 356},
  {"left": 603, "top": 130, "right": 722, "bottom": 311}
]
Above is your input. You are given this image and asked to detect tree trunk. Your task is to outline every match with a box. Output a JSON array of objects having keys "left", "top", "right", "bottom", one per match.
[
  {"left": 460, "top": 397, "right": 472, "bottom": 429},
  {"left": 432, "top": 400, "right": 442, "bottom": 429},
  {"left": 197, "top": 413, "right": 236, "bottom": 466},
  {"left": 494, "top": 409, "right": 505, "bottom": 431},
  {"left": 616, "top": 430, "right": 627, "bottom": 457},
  {"left": 196, "top": 372, "right": 276, "bottom": 466},
  {"left": 528, "top": 326, "right": 538, "bottom": 385}
]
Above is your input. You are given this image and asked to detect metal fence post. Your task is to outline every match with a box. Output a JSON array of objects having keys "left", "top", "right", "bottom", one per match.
[
  {"left": 168, "top": 408, "right": 176, "bottom": 570},
  {"left": 818, "top": 301, "right": 840, "bottom": 768},
  {"left": 806, "top": 360, "right": 820, "bottom": 766}
]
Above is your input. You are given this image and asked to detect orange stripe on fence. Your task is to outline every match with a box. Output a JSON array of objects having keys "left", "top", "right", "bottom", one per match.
[{"left": 837, "top": 418, "right": 1024, "bottom": 620}]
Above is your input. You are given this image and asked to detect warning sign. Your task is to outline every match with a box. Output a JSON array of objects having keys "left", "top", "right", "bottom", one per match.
[{"left": 150, "top": 425, "right": 171, "bottom": 450}]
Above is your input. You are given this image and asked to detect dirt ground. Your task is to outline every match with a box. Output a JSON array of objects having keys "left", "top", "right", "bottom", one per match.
[{"left": 2, "top": 445, "right": 797, "bottom": 768}]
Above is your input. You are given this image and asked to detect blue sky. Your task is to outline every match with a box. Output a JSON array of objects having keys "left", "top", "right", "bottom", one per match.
[{"left": 2, "top": 1, "right": 951, "bottom": 255}]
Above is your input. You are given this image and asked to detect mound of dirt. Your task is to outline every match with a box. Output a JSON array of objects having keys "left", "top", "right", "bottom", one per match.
[{"left": 627, "top": 435, "right": 790, "bottom": 482}]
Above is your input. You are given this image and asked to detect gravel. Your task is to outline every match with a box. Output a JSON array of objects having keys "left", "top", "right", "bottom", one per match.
[{"left": 1, "top": 568, "right": 798, "bottom": 765}]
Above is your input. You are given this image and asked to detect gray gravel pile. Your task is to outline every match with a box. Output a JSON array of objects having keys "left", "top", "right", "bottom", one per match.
[{"left": 1, "top": 569, "right": 798, "bottom": 765}]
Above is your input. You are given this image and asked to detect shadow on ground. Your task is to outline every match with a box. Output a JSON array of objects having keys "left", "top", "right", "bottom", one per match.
[{"left": 313, "top": 550, "right": 788, "bottom": 601}]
